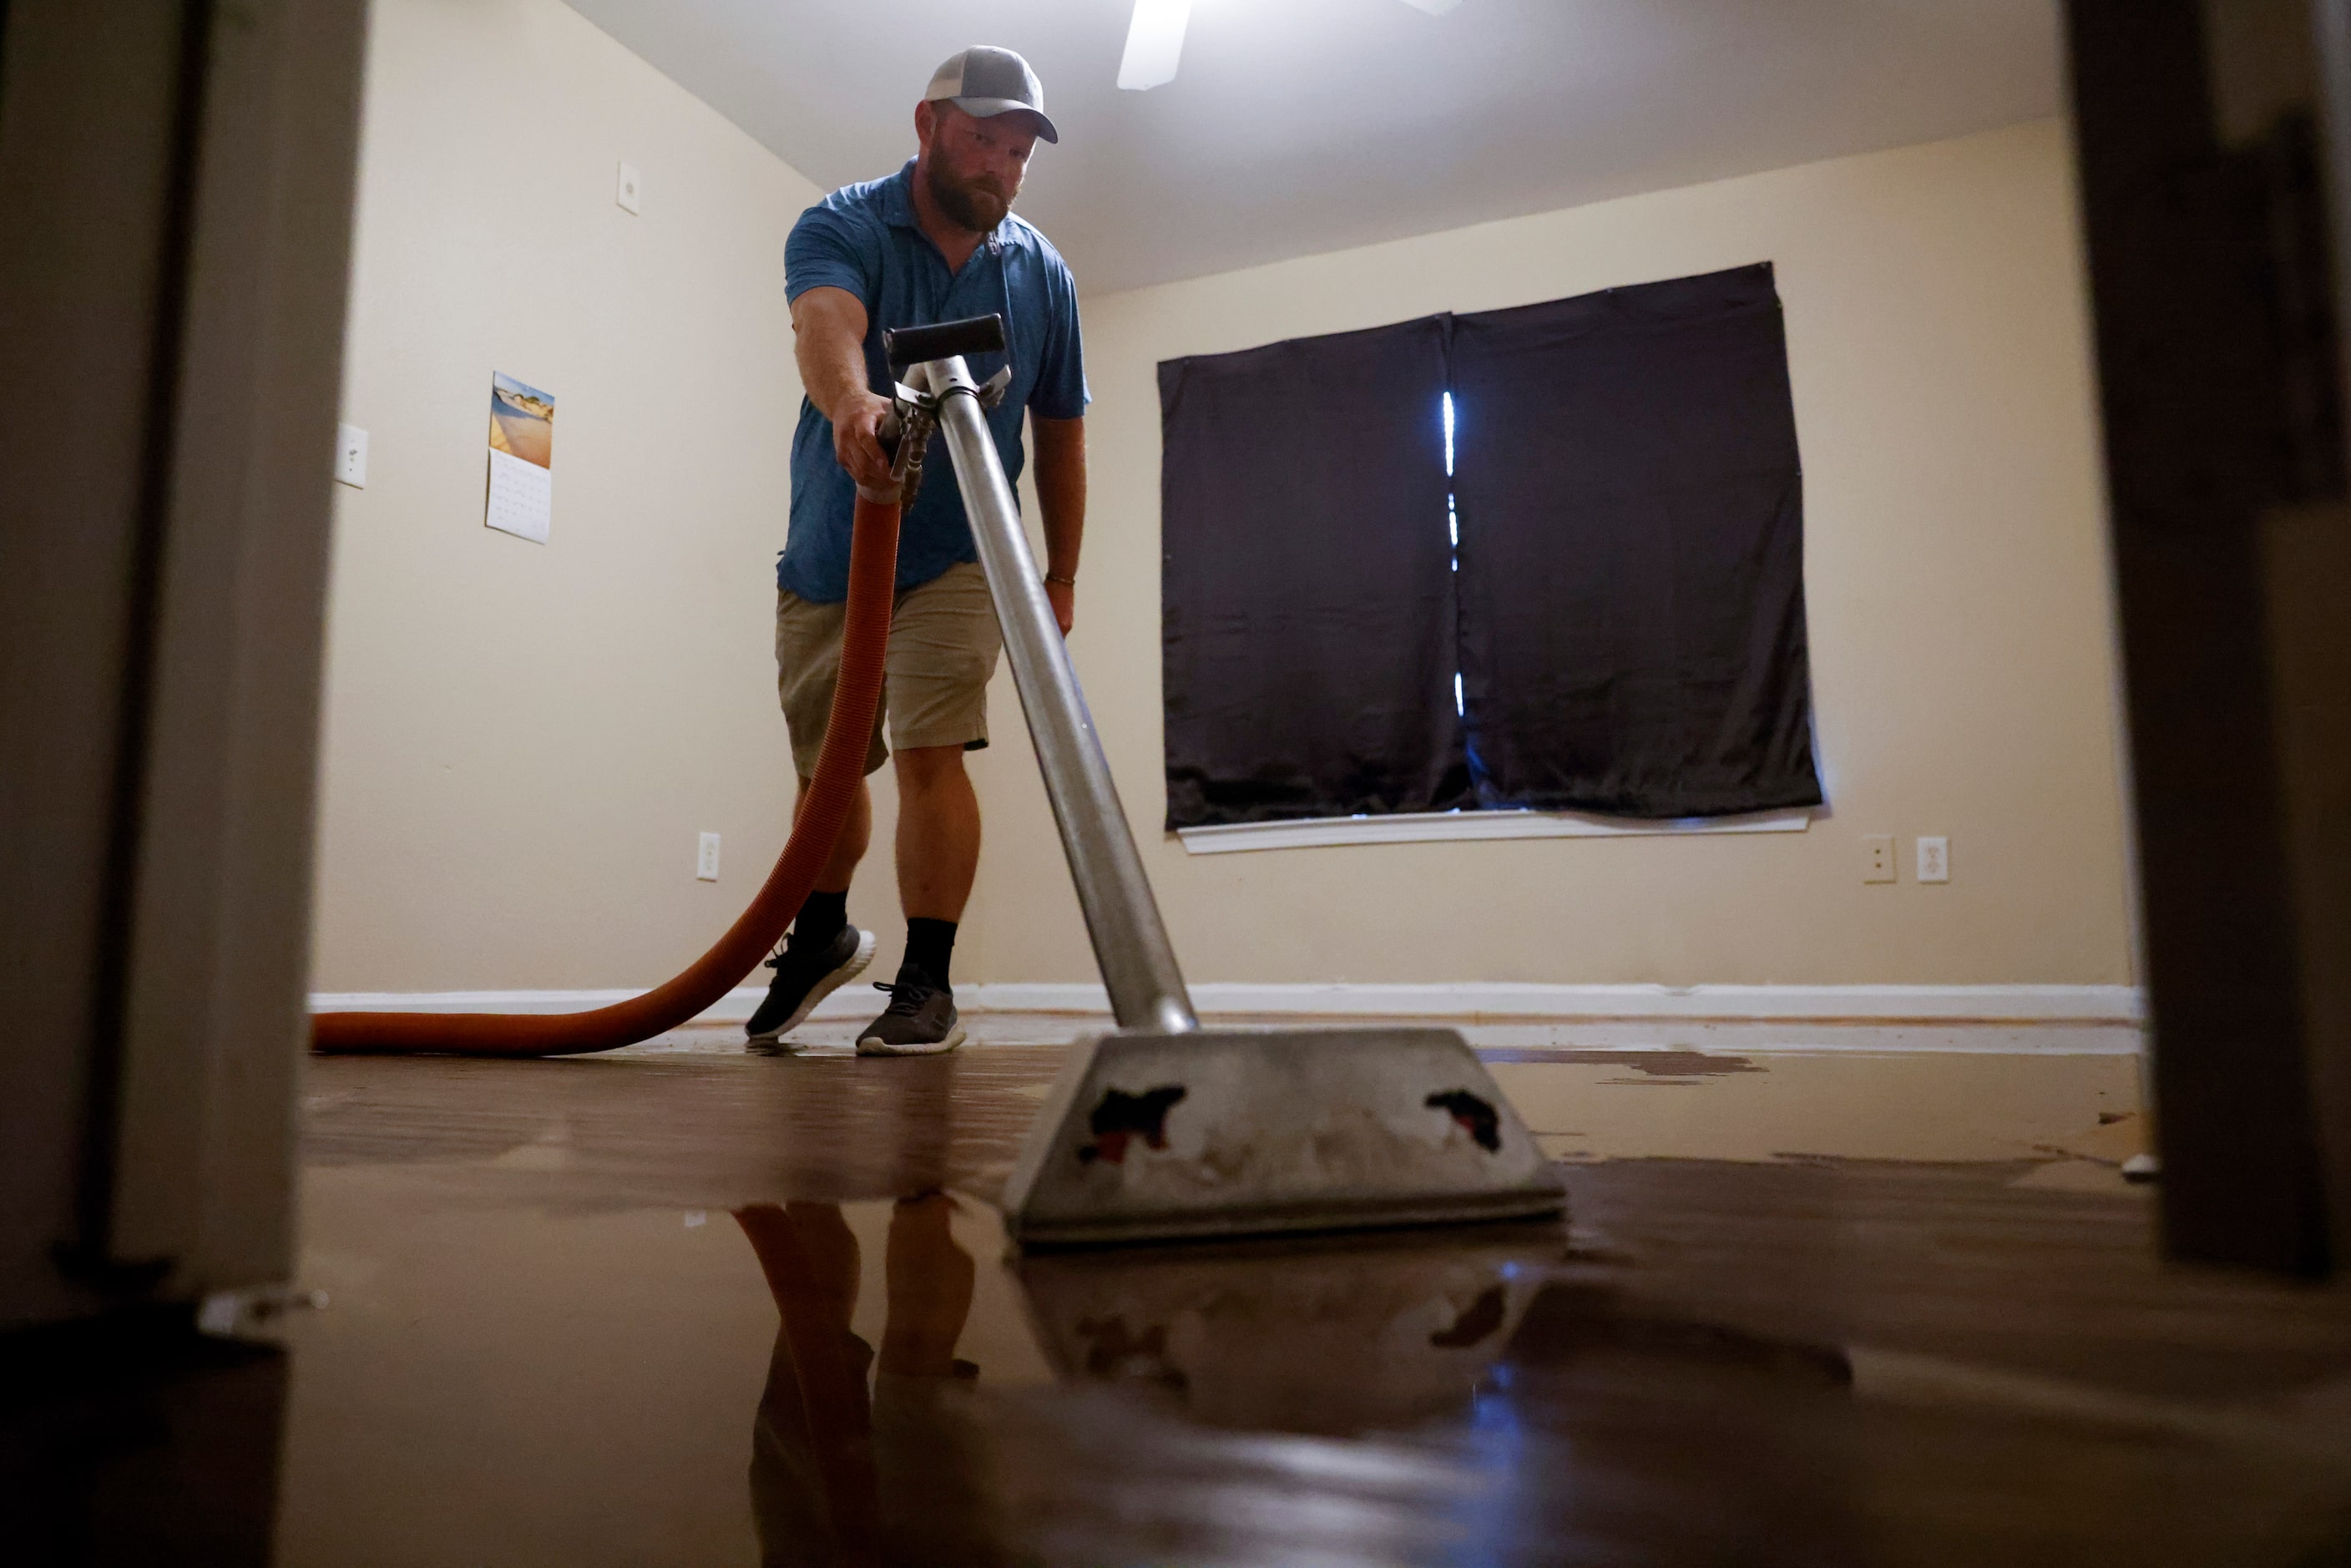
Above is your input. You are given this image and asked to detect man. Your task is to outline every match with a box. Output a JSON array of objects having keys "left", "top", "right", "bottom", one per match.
[{"left": 748, "top": 46, "right": 1088, "bottom": 1057}]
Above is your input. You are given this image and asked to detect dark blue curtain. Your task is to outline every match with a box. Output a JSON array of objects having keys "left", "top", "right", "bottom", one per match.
[
  {"left": 1159, "top": 263, "right": 1823, "bottom": 829},
  {"left": 1450, "top": 264, "right": 1823, "bottom": 817},
  {"left": 1159, "top": 316, "right": 1469, "bottom": 827}
]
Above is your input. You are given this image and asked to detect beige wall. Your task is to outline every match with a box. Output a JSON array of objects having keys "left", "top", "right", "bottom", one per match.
[
  {"left": 961, "top": 119, "right": 2136, "bottom": 989},
  {"left": 317, "top": 21, "right": 2130, "bottom": 998},
  {"left": 311, "top": 0, "right": 931, "bottom": 991}
]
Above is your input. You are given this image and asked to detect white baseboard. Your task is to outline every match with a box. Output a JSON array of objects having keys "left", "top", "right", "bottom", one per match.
[
  {"left": 309, "top": 982, "right": 2144, "bottom": 1027},
  {"left": 925, "top": 982, "right": 2143, "bottom": 1024}
]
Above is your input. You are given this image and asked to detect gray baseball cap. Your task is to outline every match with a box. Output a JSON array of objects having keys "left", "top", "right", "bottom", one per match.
[{"left": 923, "top": 45, "right": 1059, "bottom": 144}]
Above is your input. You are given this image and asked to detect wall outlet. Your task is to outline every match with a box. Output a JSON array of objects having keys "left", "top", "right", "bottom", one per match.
[
  {"left": 1862, "top": 833, "right": 1896, "bottom": 883},
  {"left": 695, "top": 831, "right": 720, "bottom": 882},
  {"left": 616, "top": 159, "right": 643, "bottom": 215},
  {"left": 1917, "top": 836, "right": 1950, "bottom": 883},
  {"left": 334, "top": 422, "right": 367, "bottom": 488}
]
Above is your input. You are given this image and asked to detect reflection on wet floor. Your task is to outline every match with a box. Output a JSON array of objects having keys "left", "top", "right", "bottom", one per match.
[
  {"left": 736, "top": 1197, "right": 999, "bottom": 1565},
  {"left": 19, "top": 1029, "right": 2350, "bottom": 1563},
  {"left": 248, "top": 1031, "right": 2351, "bottom": 1565}
]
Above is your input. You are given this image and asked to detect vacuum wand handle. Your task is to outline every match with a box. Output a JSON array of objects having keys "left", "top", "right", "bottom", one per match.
[
  {"left": 884, "top": 314, "right": 1006, "bottom": 372},
  {"left": 914, "top": 356, "right": 1198, "bottom": 1036}
]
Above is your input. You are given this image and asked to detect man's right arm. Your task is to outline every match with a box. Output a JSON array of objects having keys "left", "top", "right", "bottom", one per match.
[{"left": 790, "top": 285, "right": 897, "bottom": 493}]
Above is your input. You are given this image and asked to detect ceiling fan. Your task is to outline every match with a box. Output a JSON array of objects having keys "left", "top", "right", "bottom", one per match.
[{"left": 1118, "top": 0, "right": 1463, "bottom": 91}]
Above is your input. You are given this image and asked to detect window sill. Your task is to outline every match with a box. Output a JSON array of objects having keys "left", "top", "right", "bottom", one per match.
[{"left": 1174, "top": 807, "right": 1814, "bottom": 855}]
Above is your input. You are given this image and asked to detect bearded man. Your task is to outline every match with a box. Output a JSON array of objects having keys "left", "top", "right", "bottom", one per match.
[{"left": 750, "top": 46, "right": 1087, "bottom": 1056}]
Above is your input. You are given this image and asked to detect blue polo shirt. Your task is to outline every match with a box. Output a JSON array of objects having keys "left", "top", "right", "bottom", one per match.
[{"left": 780, "top": 160, "right": 1089, "bottom": 603}]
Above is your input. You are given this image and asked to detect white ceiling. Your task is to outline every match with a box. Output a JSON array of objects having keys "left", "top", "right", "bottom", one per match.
[{"left": 559, "top": 0, "right": 2065, "bottom": 296}]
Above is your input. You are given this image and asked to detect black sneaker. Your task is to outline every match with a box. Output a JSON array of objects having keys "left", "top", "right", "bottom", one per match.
[
  {"left": 746, "top": 925, "right": 876, "bottom": 1053},
  {"left": 856, "top": 977, "right": 966, "bottom": 1057}
]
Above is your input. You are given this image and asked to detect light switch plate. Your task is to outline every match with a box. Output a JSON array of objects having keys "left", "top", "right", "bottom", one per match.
[
  {"left": 334, "top": 422, "right": 367, "bottom": 488},
  {"left": 1917, "top": 836, "right": 1950, "bottom": 883},
  {"left": 1862, "top": 833, "right": 1895, "bottom": 884},
  {"left": 695, "top": 831, "right": 720, "bottom": 882},
  {"left": 616, "top": 159, "right": 643, "bottom": 215}
]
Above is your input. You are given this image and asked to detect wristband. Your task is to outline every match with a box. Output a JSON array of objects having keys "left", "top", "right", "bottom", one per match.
[{"left": 1044, "top": 572, "right": 1076, "bottom": 587}]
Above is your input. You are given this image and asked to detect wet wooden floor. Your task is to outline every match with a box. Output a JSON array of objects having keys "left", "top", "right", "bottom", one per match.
[{"left": 53, "top": 1024, "right": 2351, "bottom": 1565}]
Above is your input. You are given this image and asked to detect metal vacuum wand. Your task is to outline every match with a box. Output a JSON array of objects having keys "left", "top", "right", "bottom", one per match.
[
  {"left": 882, "top": 318, "right": 1198, "bottom": 1038},
  {"left": 884, "top": 314, "right": 1560, "bottom": 1250}
]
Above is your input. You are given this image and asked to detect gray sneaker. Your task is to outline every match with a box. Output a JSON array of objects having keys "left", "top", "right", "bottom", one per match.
[
  {"left": 856, "top": 978, "right": 967, "bottom": 1057},
  {"left": 746, "top": 926, "right": 877, "bottom": 1053}
]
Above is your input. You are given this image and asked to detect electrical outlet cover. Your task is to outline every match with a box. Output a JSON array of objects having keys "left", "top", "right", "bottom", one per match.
[
  {"left": 695, "top": 831, "right": 720, "bottom": 882},
  {"left": 334, "top": 422, "right": 367, "bottom": 488},
  {"left": 1862, "top": 833, "right": 1895, "bottom": 884},
  {"left": 1917, "top": 836, "right": 1950, "bottom": 883},
  {"left": 616, "top": 159, "right": 643, "bottom": 215}
]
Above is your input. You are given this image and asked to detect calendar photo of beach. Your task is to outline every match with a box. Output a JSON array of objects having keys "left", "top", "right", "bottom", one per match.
[{"left": 488, "top": 372, "right": 554, "bottom": 468}]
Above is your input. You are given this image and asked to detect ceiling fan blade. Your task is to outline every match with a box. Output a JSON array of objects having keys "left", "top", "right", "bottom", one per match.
[
  {"left": 1119, "top": 0, "right": 1192, "bottom": 91},
  {"left": 1396, "top": 0, "right": 1464, "bottom": 13}
]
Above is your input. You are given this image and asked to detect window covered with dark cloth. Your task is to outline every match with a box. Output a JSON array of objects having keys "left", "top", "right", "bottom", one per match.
[
  {"left": 1159, "top": 316, "right": 1470, "bottom": 827},
  {"left": 1451, "top": 264, "right": 1823, "bottom": 817},
  {"left": 1158, "top": 263, "right": 1823, "bottom": 830}
]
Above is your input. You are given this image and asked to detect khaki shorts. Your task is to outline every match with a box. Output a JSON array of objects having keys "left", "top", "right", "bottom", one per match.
[{"left": 775, "top": 560, "right": 1002, "bottom": 778}]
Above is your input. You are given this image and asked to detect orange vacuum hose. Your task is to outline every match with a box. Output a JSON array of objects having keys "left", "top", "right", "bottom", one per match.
[{"left": 311, "top": 488, "right": 902, "bottom": 1056}]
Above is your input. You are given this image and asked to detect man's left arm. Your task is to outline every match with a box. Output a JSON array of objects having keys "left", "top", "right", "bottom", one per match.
[{"left": 1032, "top": 413, "right": 1084, "bottom": 636}]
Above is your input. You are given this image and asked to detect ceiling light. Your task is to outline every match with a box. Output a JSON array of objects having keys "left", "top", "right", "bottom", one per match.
[
  {"left": 1119, "top": 0, "right": 1191, "bottom": 91},
  {"left": 1119, "top": 0, "right": 1462, "bottom": 91}
]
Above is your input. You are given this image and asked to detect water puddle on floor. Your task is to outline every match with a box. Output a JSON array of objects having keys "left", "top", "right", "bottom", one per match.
[
  {"left": 276, "top": 1151, "right": 1567, "bottom": 1565},
  {"left": 275, "top": 1136, "right": 2351, "bottom": 1558},
  {"left": 264, "top": 1044, "right": 2351, "bottom": 1565}
]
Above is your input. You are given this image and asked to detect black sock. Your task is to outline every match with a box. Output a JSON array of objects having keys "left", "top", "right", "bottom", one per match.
[
  {"left": 789, "top": 889, "right": 848, "bottom": 953},
  {"left": 902, "top": 917, "right": 958, "bottom": 993}
]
